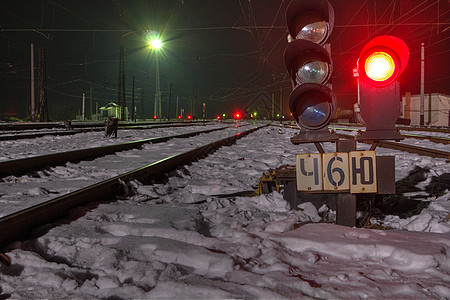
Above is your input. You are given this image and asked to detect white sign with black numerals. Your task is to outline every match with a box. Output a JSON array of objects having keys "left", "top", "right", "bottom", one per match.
[
  {"left": 322, "top": 152, "right": 350, "bottom": 191},
  {"left": 349, "top": 151, "right": 377, "bottom": 193},
  {"left": 296, "top": 153, "right": 323, "bottom": 191},
  {"left": 296, "top": 151, "right": 377, "bottom": 194}
]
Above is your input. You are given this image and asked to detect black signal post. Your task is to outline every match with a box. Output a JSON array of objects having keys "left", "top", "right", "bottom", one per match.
[
  {"left": 284, "top": 0, "right": 338, "bottom": 146},
  {"left": 280, "top": 0, "right": 409, "bottom": 227}
]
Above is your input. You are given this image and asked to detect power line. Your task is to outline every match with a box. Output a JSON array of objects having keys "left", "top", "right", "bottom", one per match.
[{"left": 2, "top": 22, "right": 449, "bottom": 33}]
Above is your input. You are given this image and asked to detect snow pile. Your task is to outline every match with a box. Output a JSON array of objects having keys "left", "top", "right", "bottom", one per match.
[{"left": 383, "top": 193, "right": 450, "bottom": 233}]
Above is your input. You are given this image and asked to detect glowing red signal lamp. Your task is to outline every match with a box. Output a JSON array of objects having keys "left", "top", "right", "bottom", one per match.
[
  {"left": 356, "top": 35, "right": 409, "bottom": 142},
  {"left": 358, "top": 35, "right": 409, "bottom": 86},
  {"left": 153, "top": 115, "right": 157, "bottom": 120},
  {"left": 178, "top": 115, "right": 181, "bottom": 119},
  {"left": 187, "top": 115, "right": 192, "bottom": 120},
  {"left": 216, "top": 115, "right": 221, "bottom": 120},
  {"left": 365, "top": 52, "right": 395, "bottom": 81}
]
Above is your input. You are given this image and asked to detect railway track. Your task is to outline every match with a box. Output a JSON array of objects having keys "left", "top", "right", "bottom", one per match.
[
  {"left": 0, "top": 121, "right": 213, "bottom": 141},
  {"left": 332, "top": 132, "right": 449, "bottom": 159},
  {"left": 332, "top": 122, "right": 450, "bottom": 134},
  {"left": 329, "top": 126, "right": 450, "bottom": 144},
  {"left": 0, "top": 125, "right": 235, "bottom": 177},
  {"left": 0, "top": 125, "right": 266, "bottom": 249},
  {"left": 281, "top": 124, "right": 449, "bottom": 158},
  {"left": 0, "top": 120, "right": 209, "bottom": 131},
  {"left": 335, "top": 133, "right": 450, "bottom": 159}
]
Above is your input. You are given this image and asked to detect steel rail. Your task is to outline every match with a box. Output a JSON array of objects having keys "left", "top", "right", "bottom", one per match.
[
  {"left": 329, "top": 126, "right": 450, "bottom": 144},
  {"left": 0, "top": 126, "right": 233, "bottom": 177},
  {"left": 397, "top": 133, "right": 450, "bottom": 144},
  {"left": 336, "top": 133, "right": 450, "bottom": 159},
  {"left": 276, "top": 125, "right": 448, "bottom": 158},
  {"left": 282, "top": 125, "right": 449, "bottom": 145},
  {"left": 0, "top": 125, "right": 265, "bottom": 249},
  {"left": 0, "top": 122, "right": 213, "bottom": 141},
  {"left": 397, "top": 126, "right": 450, "bottom": 134},
  {"left": 0, "top": 120, "right": 209, "bottom": 131},
  {"left": 0, "top": 130, "right": 83, "bottom": 141},
  {"left": 331, "top": 122, "right": 450, "bottom": 134}
]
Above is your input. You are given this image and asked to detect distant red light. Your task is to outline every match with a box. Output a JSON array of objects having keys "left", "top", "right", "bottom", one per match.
[
  {"left": 178, "top": 115, "right": 182, "bottom": 119},
  {"left": 216, "top": 115, "right": 221, "bottom": 120},
  {"left": 187, "top": 115, "right": 192, "bottom": 120},
  {"left": 153, "top": 115, "right": 157, "bottom": 120},
  {"left": 234, "top": 112, "right": 242, "bottom": 119}
]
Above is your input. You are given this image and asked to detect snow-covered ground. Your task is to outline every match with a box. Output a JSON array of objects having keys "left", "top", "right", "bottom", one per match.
[
  {"left": 0, "top": 124, "right": 244, "bottom": 217},
  {"left": 0, "top": 123, "right": 227, "bottom": 161},
  {"left": 0, "top": 123, "right": 449, "bottom": 299}
]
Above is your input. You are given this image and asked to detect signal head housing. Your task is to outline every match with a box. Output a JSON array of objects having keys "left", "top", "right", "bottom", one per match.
[{"left": 286, "top": 0, "right": 335, "bottom": 45}]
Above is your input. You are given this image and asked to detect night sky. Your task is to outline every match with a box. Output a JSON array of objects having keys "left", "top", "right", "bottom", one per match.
[{"left": 1, "top": 0, "right": 448, "bottom": 121}]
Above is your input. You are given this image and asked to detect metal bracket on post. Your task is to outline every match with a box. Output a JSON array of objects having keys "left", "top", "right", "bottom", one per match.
[
  {"left": 314, "top": 142, "right": 325, "bottom": 153},
  {"left": 369, "top": 141, "right": 379, "bottom": 151}
]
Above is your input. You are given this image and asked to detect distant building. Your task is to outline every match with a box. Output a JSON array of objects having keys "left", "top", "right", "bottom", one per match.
[
  {"left": 402, "top": 93, "right": 449, "bottom": 126},
  {"left": 99, "top": 102, "right": 128, "bottom": 120}
]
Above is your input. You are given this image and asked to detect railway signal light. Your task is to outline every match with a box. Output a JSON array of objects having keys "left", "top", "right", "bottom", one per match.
[
  {"left": 356, "top": 35, "right": 409, "bottom": 141},
  {"left": 285, "top": 0, "right": 338, "bottom": 144}
]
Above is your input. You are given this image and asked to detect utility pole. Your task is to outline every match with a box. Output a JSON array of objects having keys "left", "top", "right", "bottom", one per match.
[
  {"left": 89, "top": 87, "right": 93, "bottom": 120},
  {"left": 167, "top": 83, "right": 172, "bottom": 120},
  {"left": 30, "top": 43, "right": 35, "bottom": 121},
  {"left": 118, "top": 47, "right": 122, "bottom": 107},
  {"left": 38, "top": 47, "right": 48, "bottom": 122},
  {"left": 140, "top": 88, "right": 145, "bottom": 120},
  {"left": 191, "top": 86, "right": 197, "bottom": 117},
  {"left": 84, "top": 54, "right": 88, "bottom": 118},
  {"left": 420, "top": 42, "right": 425, "bottom": 126},
  {"left": 131, "top": 76, "right": 135, "bottom": 121},
  {"left": 121, "top": 51, "right": 126, "bottom": 121},
  {"left": 271, "top": 92, "right": 274, "bottom": 120},
  {"left": 82, "top": 93, "right": 85, "bottom": 121},
  {"left": 176, "top": 96, "right": 179, "bottom": 118},
  {"left": 118, "top": 46, "right": 126, "bottom": 121},
  {"left": 280, "top": 84, "right": 283, "bottom": 120},
  {"left": 154, "top": 56, "right": 161, "bottom": 119}
]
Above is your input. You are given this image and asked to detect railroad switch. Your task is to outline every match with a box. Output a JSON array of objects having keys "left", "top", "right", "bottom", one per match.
[
  {"left": 257, "top": 169, "right": 280, "bottom": 195},
  {"left": 257, "top": 165, "right": 298, "bottom": 196}
]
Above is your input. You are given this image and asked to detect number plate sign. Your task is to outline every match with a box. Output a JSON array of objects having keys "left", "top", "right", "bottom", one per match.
[
  {"left": 322, "top": 152, "right": 349, "bottom": 191},
  {"left": 296, "top": 151, "right": 377, "bottom": 194},
  {"left": 349, "top": 151, "right": 377, "bottom": 193},
  {"left": 296, "top": 153, "right": 322, "bottom": 191}
]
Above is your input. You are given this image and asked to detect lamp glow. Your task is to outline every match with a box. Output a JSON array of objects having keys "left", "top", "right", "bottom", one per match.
[
  {"left": 150, "top": 38, "right": 162, "bottom": 49},
  {"left": 146, "top": 31, "right": 162, "bottom": 50},
  {"left": 364, "top": 51, "right": 396, "bottom": 82}
]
